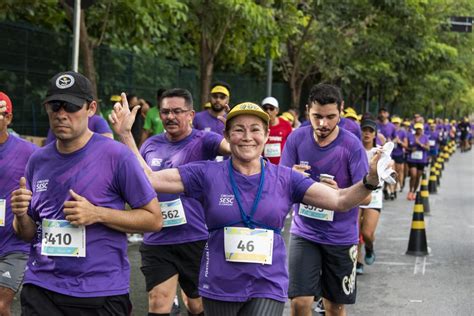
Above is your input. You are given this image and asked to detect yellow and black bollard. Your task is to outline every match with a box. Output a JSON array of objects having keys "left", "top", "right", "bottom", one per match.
[
  {"left": 428, "top": 167, "right": 437, "bottom": 194},
  {"left": 435, "top": 163, "right": 441, "bottom": 185},
  {"left": 406, "top": 192, "right": 429, "bottom": 256},
  {"left": 436, "top": 157, "right": 444, "bottom": 171},
  {"left": 420, "top": 174, "right": 430, "bottom": 214}
]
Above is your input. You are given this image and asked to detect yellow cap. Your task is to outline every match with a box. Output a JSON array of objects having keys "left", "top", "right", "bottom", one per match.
[
  {"left": 110, "top": 95, "right": 121, "bottom": 102},
  {"left": 427, "top": 118, "right": 434, "bottom": 124},
  {"left": 203, "top": 102, "right": 211, "bottom": 109},
  {"left": 280, "top": 112, "right": 295, "bottom": 122},
  {"left": 210, "top": 85, "right": 230, "bottom": 97},
  {"left": 225, "top": 102, "right": 269, "bottom": 126},
  {"left": 414, "top": 122, "right": 424, "bottom": 130},
  {"left": 403, "top": 120, "right": 411, "bottom": 126},
  {"left": 391, "top": 117, "right": 402, "bottom": 124},
  {"left": 344, "top": 111, "right": 359, "bottom": 120},
  {"left": 345, "top": 107, "right": 357, "bottom": 114}
]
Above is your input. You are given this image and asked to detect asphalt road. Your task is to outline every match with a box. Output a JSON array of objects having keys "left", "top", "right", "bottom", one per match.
[{"left": 11, "top": 148, "right": 473, "bottom": 315}]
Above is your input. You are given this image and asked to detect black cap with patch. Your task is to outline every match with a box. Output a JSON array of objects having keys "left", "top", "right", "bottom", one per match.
[
  {"left": 361, "top": 119, "right": 378, "bottom": 133},
  {"left": 43, "top": 71, "right": 94, "bottom": 106}
]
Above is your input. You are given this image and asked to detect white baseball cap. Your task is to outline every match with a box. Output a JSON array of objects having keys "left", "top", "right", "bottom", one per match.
[{"left": 261, "top": 96, "right": 279, "bottom": 108}]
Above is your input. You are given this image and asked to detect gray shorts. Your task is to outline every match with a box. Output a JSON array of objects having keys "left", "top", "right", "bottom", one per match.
[
  {"left": 288, "top": 235, "right": 358, "bottom": 304},
  {"left": 0, "top": 252, "right": 28, "bottom": 292}
]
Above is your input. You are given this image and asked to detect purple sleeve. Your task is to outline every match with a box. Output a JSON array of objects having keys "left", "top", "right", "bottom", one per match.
[
  {"left": 25, "top": 157, "right": 40, "bottom": 222},
  {"left": 290, "top": 169, "right": 315, "bottom": 203},
  {"left": 280, "top": 132, "right": 299, "bottom": 167},
  {"left": 204, "top": 132, "right": 224, "bottom": 157},
  {"left": 178, "top": 161, "right": 208, "bottom": 200},
  {"left": 114, "top": 149, "right": 156, "bottom": 208},
  {"left": 90, "top": 115, "right": 112, "bottom": 134}
]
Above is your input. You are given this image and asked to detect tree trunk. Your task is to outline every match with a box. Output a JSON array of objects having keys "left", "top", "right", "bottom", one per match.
[
  {"left": 289, "top": 74, "right": 302, "bottom": 109},
  {"left": 200, "top": 35, "right": 214, "bottom": 110},
  {"left": 79, "top": 10, "right": 98, "bottom": 103}
]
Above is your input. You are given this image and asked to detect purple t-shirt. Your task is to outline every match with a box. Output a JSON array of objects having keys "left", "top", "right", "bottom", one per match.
[
  {"left": 281, "top": 126, "right": 369, "bottom": 245},
  {"left": 140, "top": 129, "right": 223, "bottom": 245},
  {"left": 0, "top": 135, "right": 37, "bottom": 256},
  {"left": 45, "top": 115, "right": 112, "bottom": 144},
  {"left": 377, "top": 121, "right": 397, "bottom": 140},
  {"left": 339, "top": 117, "right": 361, "bottom": 139},
  {"left": 193, "top": 110, "right": 225, "bottom": 135},
  {"left": 24, "top": 134, "right": 156, "bottom": 297},
  {"left": 392, "top": 129, "right": 407, "bottom": 157},
  {"left": 427, "top": 129, "right": 441, "bottom": 150},
  {"left": 178, "top": 160, "right": 313, "bottom": 302},
  {"left": 406, "top": 134, "right": 429, "bottom": 163}
]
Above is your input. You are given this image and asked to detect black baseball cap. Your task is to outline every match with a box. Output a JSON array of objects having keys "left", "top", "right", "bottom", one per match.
[
  {"left": 43, "top": 71, "right": 94, "bottom": 106},
  {"left": 361, "top": 119, "right": 378, "bottom": 133}
]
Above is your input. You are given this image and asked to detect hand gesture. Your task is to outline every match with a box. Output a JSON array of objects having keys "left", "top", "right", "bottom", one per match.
[
  {"left": 217, "top": 103, "right": 231, "bottom": 125},
  {"left": 108, "top": 92, "right": 140, "bottom": 137},
  {"left": 292, "top": 164, "right": 311, "bottom": 177},
  {"left": 11, "top": 177, "right": 32, "bottom": 218},
  {"left": 63, "top": 190, "right": 99, "bottom": 226},
  {"left": 367, "top": 149, "right": 382, "bottom": 184}
]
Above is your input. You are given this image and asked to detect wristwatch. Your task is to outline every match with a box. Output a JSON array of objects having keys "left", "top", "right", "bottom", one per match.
[{"left": 363, "top": 174, "right": 380, "bottom": 190}]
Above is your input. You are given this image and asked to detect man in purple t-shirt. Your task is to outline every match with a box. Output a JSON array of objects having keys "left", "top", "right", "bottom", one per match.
[
  {"left": 136, "top": 88, "right": 229, "bottom": 316},
  {"left": 193, "top": 81, "right": 231, "bottom": 135},
  {"left": 10, "top": 71, "right": 162, "bottom": 315},
  {"left": 0, "top": 92, "right": 37, "bottom": 316},
  {"left": 281, "top": 84, "right": 370, "bottom": 316}
]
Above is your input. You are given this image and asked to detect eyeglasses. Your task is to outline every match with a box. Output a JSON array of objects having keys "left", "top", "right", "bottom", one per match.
[
  {"left": 159, "top": 108, "right": 190, "bottom": 116},
  {"left": 45, "top": 101, "right": 84, "bottom": 113},
  {"left": 211, "top": 93, "right": 227, "bottom": 100},
  {"left": 263, "top": 105, "right": 277, "bottom": 111}
]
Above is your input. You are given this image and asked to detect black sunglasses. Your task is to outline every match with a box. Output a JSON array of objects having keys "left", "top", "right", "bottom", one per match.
[{"left": 46, "top": 101, "right": 84, "bottom": 113}]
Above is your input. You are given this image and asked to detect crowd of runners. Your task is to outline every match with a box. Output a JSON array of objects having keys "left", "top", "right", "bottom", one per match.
[{"left": 0, "top": 71, "right": 472, "bottom": 316}]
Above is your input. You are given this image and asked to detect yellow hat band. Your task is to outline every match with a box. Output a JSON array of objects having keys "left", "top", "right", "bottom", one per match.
[
  {"left": 225, "top": 102, "right": 269, "bottom": 127},
  {"left": 211, "top": 85, "right": 230, "bottom": 97}
]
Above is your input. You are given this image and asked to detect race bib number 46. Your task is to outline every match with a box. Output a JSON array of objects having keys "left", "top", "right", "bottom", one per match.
[
  {"left": 41, "top": 219, "right": 86, "bottom": 257},
  {"left": 299, "top": 204, "right": 334, "bottom": 221},
  {"left": 160, "top": 198, "right": 187, "bottom": 227},
  {"left": 0, "top": 199, "right": 5, "bottom": 227},
  {"left": 224, "top": 227, "right": 273, "bottom": 265}
]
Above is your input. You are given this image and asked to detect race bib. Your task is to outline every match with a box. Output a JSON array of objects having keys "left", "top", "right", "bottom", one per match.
[
  {"left": 411, "top": 150, "right": 423, "bottom": 160},
  {"left": 204, "top": 127, "right": 211, "bottom": 132},
  {"left": 264, "top": 143, "right": 281, "bottom": 158},
  {"left": 224, "top": 227, "right": 273, "bottom": 265},
  {"left": 361, "top": 188, "right": 383, "bottom": 209},
  {"left": 215, "top": 156, "right": 224, "bottom": 162},
  {"left": 298, "top": 204, "right": 334, "bottom": 221},
  {"left": 41, "top": 219, "right": 86, "bottom": 257},
  {"left": 429, "top": 140, "right": 435, "bottom": 146},
  {"left": 160, "top": 198, "right": 187, "bottom": 227},
  {"left": 0, "top": 199, "right": 5, "bottom": 227}
]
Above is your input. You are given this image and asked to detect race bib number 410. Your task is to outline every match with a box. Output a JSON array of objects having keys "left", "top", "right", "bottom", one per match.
[
  {"left": 41, "top": 219, "right": 86, "bottom": 257},
  {"left": 224, "top": 227, "right": 274, "bottom": 265}
]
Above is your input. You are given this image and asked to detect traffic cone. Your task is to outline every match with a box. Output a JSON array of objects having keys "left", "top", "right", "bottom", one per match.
[
  {"left": 420, "top": 175, "right": 430, "bottom": 214},
  {"left": 443, "top": 152, "right": 449, "bottom": 162},
  {"left": 436, "top": 157, "right": 444, "bottom": 171},
  {"left": 434, "top": 163, "right": 441, "bottom": 185},
  {"left": 428, "top": 167, "right": 437, "bottom": 194},
  {"left": 406, "top": 192, "right": 429, "bottom": 256}
]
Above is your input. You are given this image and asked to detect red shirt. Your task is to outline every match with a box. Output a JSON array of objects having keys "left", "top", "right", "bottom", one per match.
[{"left": 264, "top": 118, "right": 293, "bottom": 164}]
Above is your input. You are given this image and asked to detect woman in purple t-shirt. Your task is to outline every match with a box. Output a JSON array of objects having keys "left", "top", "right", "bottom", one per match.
[
  {"left": 406, "top": 123, "right": 430, "bottom": 200},
  {"left": 110, "top": 99, "right": 386, "bottom": 316}
]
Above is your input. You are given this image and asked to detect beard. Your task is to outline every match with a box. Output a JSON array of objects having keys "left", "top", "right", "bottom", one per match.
[
  {"left": 314, "top": 124, "right": 338, "bottom": 139},
  {"left": 211, "top": 103, "right": 224, "bottom": 112}
]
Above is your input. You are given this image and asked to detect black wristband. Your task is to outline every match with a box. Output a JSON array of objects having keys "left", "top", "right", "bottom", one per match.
[{"left": 363, "top": 174, "right": 380, "bottom": 190}]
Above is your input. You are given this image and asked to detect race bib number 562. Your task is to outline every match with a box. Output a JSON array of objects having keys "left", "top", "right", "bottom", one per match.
[{"left": 41, "top": 219, "right": 86, "bottom": 257}]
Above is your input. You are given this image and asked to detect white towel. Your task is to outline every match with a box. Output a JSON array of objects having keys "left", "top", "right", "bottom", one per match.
[{"left": 371, "top": 142, "right": 397, "bottom": 185}]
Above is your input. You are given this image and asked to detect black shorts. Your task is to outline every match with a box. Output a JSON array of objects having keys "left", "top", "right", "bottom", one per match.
[
  {"left": 408, "top": 162, "right": 427, "bottom": 171},
  {"left": 140, "top": 240, "right": 206, "bottom": 297},
  {"left": 20, "top": 284, "right": 131, "bottom": 315},
  {"left": 392, "top": 155, "right": 405, "bottom": 164},
  {"left": 288, "top": 235, "right": 358, "bottom": 304}
]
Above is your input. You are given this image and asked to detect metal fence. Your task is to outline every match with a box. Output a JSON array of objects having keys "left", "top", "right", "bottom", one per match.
[{"left": 1, "top": 22, "right": 291, "bottom": 136}]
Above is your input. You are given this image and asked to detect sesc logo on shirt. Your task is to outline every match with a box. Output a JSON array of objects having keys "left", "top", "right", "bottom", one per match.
[
  {"left": 35, "top": 179, "right": 49, "bottom": 192},
  {"left": 219, "top": 194, "right": 234, "bottom": 206},
  {"left": 151, "top": 158, "right": 162, "bottom": 167}
]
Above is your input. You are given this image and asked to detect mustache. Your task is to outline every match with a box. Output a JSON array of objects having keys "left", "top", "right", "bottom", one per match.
[{"left": 165, "top": 120, "right": 178, "bottom": 125}]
